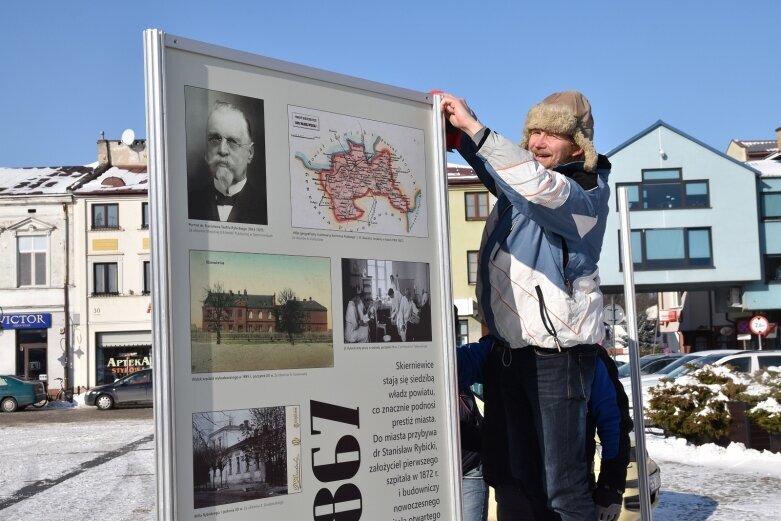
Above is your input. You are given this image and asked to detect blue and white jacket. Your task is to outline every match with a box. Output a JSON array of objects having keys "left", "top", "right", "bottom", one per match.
[{"left": 457, "top": 129, "right": 612, "bottom": 350}]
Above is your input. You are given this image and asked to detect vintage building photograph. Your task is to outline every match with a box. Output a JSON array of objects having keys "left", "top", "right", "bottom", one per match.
[
  {"left": 192, "top": 406, "right": 300, "bottom": 509},
  {"left": 189, "top": 250, "right": 332, "bottom": 373}
]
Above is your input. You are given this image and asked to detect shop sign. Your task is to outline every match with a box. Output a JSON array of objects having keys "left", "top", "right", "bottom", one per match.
[
  {"left": 106, "top": 356, "right": 152, "bottom": 368},
  {"left": 0, "top": 313, "right": 52, "bottom": 330}
]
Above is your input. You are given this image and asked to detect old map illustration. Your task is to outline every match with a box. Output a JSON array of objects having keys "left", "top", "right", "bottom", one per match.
[{"left": 288, "top": 105, "right": 428, "bottom": 237}]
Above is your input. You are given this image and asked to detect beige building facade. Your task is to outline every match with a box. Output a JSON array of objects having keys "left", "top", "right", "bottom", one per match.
[
  {"left": 447, "top": 164, "right": 493, "bottom": 345},
  {"left": 72, "top": 140, "right": 151, "bottom": 387}
]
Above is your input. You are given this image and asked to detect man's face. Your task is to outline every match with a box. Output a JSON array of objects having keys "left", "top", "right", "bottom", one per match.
[
  {"left": 528, "top": 129, "right": 583, "bottom": 170},
  {"left": 205, "top": 106, "right": 254, "bottom": 186}
]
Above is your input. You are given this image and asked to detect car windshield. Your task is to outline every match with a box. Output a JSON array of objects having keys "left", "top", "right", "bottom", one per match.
[
  {"left": 617, "top": 363, "right": 650, "bottom": 378},
  {"left": 118, "top": 370, "right": 150, "bottom": 384},
  {"left": 655, "top": 354, "right": 701, "bottom": 375},
  {"left": 617, "top": 355, "right": 665, "bottom": 378}
]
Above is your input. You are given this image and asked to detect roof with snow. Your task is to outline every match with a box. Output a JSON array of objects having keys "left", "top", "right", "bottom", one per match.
[
  {"left": 74, "top": 165, "right": 148, "bottom": 195},
  {"left": 447, "top": 162, "right": 479, "bottom": 185},
  {"left": 747, "top": 158, "right": 781, "bottom": 178},
  {"left": 0, "top": 166, "right": 95, "bottom": 195},
  {"left": 731, "top": 139, "right": 778, "bottom": 154}
]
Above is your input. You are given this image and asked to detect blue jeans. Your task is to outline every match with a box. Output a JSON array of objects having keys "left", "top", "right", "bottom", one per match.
[
  {"left": 462, "top": 464, "right": 489, "bottom": 521},
  {"left": 526, "top": 345, "right": 598, "bottom": 521},
  {"left": 483, "top": 343, "right": 598, "bottom": 521}
]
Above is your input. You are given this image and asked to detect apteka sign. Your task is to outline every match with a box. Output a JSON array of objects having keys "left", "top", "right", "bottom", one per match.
[{"left": 0, "top": 313, "right": 52, "bottom": 330}]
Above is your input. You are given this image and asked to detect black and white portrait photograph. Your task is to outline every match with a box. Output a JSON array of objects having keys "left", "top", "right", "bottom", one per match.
[
  {"left": 192, "top": 406, "right": 300, "bottom": 510},
  {"left": 341, "top": 258, "right": 431, "bottom": 343},
  {"left": 185, "top": 86, "right": 268, "bottom": 225}
]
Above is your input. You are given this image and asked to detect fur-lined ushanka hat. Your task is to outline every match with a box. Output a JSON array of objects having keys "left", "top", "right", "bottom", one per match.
[{"left": 520, "top": 90, "right": 597, "bottom": 172}]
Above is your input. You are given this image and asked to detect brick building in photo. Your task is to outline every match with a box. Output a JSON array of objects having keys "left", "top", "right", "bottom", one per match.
[{"left": 201, "top": 290, "right": 328, "bottom": 333}]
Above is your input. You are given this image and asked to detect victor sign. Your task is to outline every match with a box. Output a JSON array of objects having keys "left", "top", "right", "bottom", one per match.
[{"left": 0, "top": 313, "right": 52, "bottom": 330}]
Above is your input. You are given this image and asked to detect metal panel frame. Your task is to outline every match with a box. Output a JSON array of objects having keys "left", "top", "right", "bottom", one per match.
[{"left": 144, "top": 29, "right": 461, "bottom": 520}]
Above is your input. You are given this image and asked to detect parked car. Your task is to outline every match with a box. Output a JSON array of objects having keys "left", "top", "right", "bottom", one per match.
[
  {"left": 617, "top": 353, "right": 684, "bottom": 378},
  {"left": 594, "top": 431, "right": 661, "bottom": 521},
  {"left": 0, "top": 374, "right": 47, "bottom": 412},
  {"left": 621, "top": 349, "right": 743, "bottom": 410},
  {"left": 711, "top": 350, "right": 781, "bottom": 373},
  {"left": 664, "top": 350, "right": 781, "bottom": 380},
  {"left": 85, "top": 368, "right": 153, "bottom": 410}
]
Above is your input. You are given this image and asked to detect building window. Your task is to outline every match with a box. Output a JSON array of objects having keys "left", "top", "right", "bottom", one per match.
[
  {"left": 465, "top": 191, "right": 492, "bottom": 220},
  {"left": 617, "top": 169, "right": 709, "bottom": 210},
  {"left": 457, "top": 319, "right": 469, "bottom": 346},
  {"left": 765, "top": 255, "right": 781, "bottom": 283},
  {"left": 17, "top": 235, "right": 47, "bottom": 287},
  {"left": 92, "top": 203, "right": 119, "bottom": 229},
  {"left": 93, "top": 262, "right": 119, "bottom": 295},
  {"left": 467, "top": 251, "right": 478, "bottom": 284},
  {"left": 143, "top": 261, "right": 151, "bottom": 294},
  {"left": 366, "top": 258, "right": 390, "bottom": 299},
  {"left": 761, "top": 192, "right": 781, "bottom": 220},
  {"left": 141, "top": 202, "right": 149, "bottom": 229},
  {"left": 621, "top": 227, "right": 712, "bottom": 270}
]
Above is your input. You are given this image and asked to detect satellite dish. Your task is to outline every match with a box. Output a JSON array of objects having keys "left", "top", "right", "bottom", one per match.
[{"left": 121, "top": 128, "right": 136, "bottom": 146}]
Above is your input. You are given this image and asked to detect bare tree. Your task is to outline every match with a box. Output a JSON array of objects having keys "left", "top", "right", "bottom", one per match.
[
  {"left": 203, "top": 282, "right": 236, "bottom": 345},
  {"left": 209, "top": 441, "right": 229, "bottom": 488},
  {"left": 275, "top": 288, "right": 303, "bottom": 345},
  {"left": 240, "top": 407, "right": 287, "bottom": 485},
  {"left": 192, "top": 417, "right": 212, "bottom": 489}
]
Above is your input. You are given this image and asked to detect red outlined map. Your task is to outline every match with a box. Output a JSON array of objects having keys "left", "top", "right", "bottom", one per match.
[{"left": 289, "top": 106, "right": 428, "bottom": 237}]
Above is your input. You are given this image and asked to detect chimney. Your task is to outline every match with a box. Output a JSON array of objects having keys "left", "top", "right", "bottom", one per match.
[
  {"left": 96, "top": 137, "right": 148, "bottom": 168},
  {"left": 776, "top": 126, "right": 781, "bottom": 152},
  {"left": 97, "top": 139, "right": 111, "bottom": 167}
]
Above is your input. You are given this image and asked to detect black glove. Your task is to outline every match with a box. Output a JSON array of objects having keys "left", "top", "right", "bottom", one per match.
[{"left": 593, "top": 484, "right": 623, "bottom": 521}]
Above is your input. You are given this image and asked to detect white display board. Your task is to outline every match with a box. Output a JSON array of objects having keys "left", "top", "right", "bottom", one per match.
[{"left": 143, "top": 30, "right": 460, "bottom": 520}]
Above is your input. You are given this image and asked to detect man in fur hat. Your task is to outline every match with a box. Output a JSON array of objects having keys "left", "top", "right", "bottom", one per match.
[{"left": 441, "top": 92, "right": 627, "bottom": 521}]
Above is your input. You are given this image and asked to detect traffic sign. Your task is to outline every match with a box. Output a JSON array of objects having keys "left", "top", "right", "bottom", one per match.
[
  {"left": 737, "top": 319, "right": 750, "bottom": 335},
  {"left": 749, "top": 315, "right": 770, "bottom": 335},
  {"left": 604, "top": 304, "right": 625, "bottom": 325}
]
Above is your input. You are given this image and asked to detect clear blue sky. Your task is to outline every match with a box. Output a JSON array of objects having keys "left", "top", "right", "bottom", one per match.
[{"left": 2, "top": 0, "right": 777, "bottom": 167}]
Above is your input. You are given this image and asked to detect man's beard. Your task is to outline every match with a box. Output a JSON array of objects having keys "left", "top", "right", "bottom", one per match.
[{"left": 213, "top": 165, "right": 242, "bottom": 193}]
